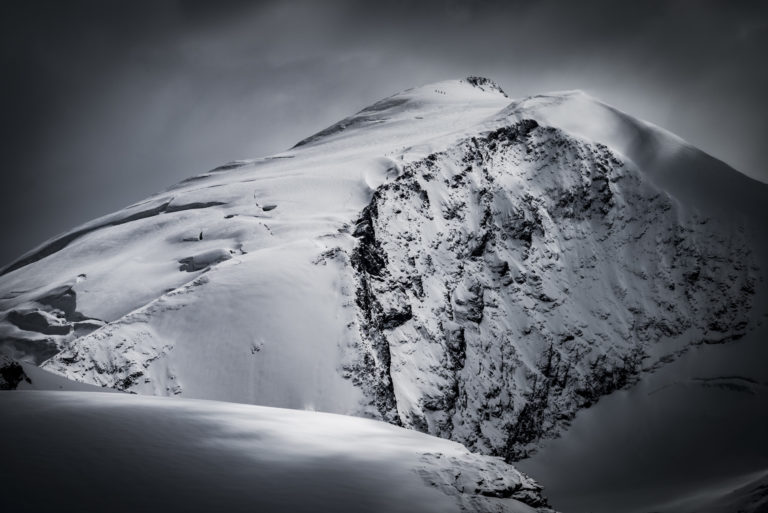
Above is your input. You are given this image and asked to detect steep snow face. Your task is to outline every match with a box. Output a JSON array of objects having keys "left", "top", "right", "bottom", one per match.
[
  {"left": 0, "top": 78, "right": 764, "bottom": 458},
  {"left": 0, "top": 391, "right": 551, "bottom": 513}
]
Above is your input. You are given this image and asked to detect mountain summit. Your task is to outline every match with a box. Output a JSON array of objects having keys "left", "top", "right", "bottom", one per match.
[{"left": 1, "top": 78, "right": 765, "bottom": 464}]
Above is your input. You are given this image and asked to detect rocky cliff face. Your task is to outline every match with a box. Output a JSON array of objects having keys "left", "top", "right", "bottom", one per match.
[{"left": 342, "top": 118, "right": 758, "bottom": 459}]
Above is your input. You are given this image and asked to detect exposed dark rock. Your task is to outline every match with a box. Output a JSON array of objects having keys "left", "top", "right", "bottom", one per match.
[
  {"left": 350, "top": 201, "right": 387, "bottom": 277},
  {"left": 0, "top": 354, "right": 30, "bottom": 390},
  {"left": 347, "top": 197, "right": 402, "bottom": 425},
  {"left": 381, "top": 302, "right": 412, "bottom": 330},
  {"left": 465, "top": 76, "right": 509, "bottom": 97}
]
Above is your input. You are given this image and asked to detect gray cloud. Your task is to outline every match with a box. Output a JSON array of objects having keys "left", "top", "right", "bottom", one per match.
[{"left": 1, "top": 0, "right": 766, "bottom": 266}]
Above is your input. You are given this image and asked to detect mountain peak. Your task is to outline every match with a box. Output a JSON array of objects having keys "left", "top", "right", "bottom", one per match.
[
  {"left": 292, "top": 77, "right": 510, "bottom": 148},
  {"left": 1, "top": 76, "right": 764, "bottom": 476},
  {"left": 401, "top": 77, "right": 509, "bottom": 101}
]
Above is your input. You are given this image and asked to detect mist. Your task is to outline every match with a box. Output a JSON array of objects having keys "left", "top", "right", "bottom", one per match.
[{"left": 1, "top": 0, "right": 766, "bottom": 265}]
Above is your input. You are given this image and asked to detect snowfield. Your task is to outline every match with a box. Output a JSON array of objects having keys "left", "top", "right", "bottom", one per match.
[
  {"left": 0, "top": 390, "right": 550, "bottom": 513},
  {"left": 1, "top": 76, "right": 767, "bottom": 512}
]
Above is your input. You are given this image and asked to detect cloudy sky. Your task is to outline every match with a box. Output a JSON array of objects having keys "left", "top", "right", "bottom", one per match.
[{"left": 1, "top": 0, "right": 766, "bottom": 266}]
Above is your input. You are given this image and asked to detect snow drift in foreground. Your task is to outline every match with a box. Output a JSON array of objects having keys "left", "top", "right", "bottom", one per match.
[{"left": 0, "top": 390, "right": 551, "bottom": 513}]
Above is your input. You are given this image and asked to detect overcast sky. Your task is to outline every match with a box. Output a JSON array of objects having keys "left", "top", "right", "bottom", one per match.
[{"left": 1, "top": 0, "right": 766, "bottom": 266}]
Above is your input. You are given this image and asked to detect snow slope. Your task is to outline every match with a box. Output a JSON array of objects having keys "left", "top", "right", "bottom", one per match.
[
  {"left": 0, "top": 390, "right": 550, "bottom": 513},
  {"left": 515, "top": 261, "right": 768, "bottom": 513},
  {"left": 0, "top": 79, "right": 511, "bottom": 413},
  {"left": 0, "top": 77, "right": 764, "bottom": 463},
  {"left": 517, "top": 319, "right": 768, "bottom": 512}
]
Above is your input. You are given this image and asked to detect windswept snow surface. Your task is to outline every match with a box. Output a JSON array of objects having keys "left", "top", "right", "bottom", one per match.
[
  {"left": 0, "top": 77, "right": 765, "bottom": 468},
  {"left": 0, "top": 390, "right": 550, "bottom": 513},
  {"left": 516, "top": 316, "right": 768, "bottom": 512}
]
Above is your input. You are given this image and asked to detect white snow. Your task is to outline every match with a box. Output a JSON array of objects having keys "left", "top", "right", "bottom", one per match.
[
  {"left": 0, "top": 390, "right": 546, "bottom": 513},
  {"left": 499, "top": 90, "right": 768, "bottom": 221},
  {"left": 0, "top": 77, "right": 765, "bottom": 512},
  {"left": 0, "top": 78, "right": 514, "bottom": 412}
]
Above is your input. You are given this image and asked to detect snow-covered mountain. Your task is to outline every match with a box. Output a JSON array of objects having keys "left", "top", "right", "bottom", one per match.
[{"left": 1, "top": 77, "right": 765, "bottom": 468}]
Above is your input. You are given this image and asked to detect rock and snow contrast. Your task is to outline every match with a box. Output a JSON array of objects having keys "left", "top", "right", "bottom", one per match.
[{"left": 1, "top": 77, "right": 766, "bottom": 512}]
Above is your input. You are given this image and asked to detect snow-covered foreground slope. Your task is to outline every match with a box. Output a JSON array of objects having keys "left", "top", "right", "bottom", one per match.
[
  {"left": 516, "top": 300, "right": 768, "bottom": 513},
  {"left": 0, "top": 77, "right": 765, "bottom": 463},
  {"left": 0, "top": 390, "right": 551, "bottom": 513}
]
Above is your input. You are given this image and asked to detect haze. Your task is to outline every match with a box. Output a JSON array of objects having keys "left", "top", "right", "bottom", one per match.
[{"left": 1, "top": 0, "right": 766, "bottom": 266}]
